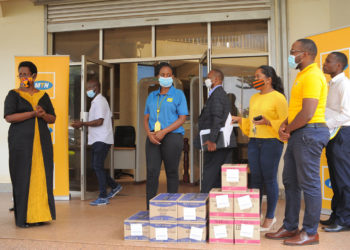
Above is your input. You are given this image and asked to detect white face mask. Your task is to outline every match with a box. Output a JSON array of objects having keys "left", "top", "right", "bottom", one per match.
[{"left": 205, "top": 79, "right": 213, "bottom": 88}]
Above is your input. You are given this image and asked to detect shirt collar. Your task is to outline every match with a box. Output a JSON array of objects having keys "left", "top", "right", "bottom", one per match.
[
  {"left": 300, "top": 62, "right": 317, "bottom": 74},
  {"left": 156, "top": 85, "right": 175, "bottom": 96},
  {"left": 91, "top": 93, "right": 102, "bottom": 104},
  {"left": 208, "top": 85, "right": 222, "bottom": 97},
  {"left": 331, "top": 72, "right": 345, "bottom": 84}
]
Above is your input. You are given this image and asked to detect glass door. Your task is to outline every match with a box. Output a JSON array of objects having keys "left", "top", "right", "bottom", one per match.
[{"left": 80, "top": 56, "right": 114, "bottom": 200}]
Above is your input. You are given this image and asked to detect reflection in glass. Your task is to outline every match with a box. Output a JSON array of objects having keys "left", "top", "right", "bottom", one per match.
[
  {"left": 212, "top": 20, "right": 268, "bottom": 55},
  {"left": 54, "top": 30, "right": 99, "bottom": 62},
  {"left": 104, "top": 27, "right": 152, "bottom": 59},
  {"left": 156, "top": 23, "right": 207, "bottom": 56}
]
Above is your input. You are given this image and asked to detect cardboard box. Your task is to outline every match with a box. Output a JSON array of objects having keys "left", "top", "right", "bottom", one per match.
[
  {"left": 221, "top": 164, "right": 248, "bottom": 191},
  {"left": 209, "top": 219, "right": 234, "bottom": 244},
  {"left": 233, "top": 189, "right": 260, "bottom": 218},
  {"left": 234, "top": 218, "right": 260, "bottom": 244},
  {"left": 209, "top": 188, "right": 234, "bottom": 219},
  {"left": 124, "top": 211, "right": 149, "bottom": 241},
  {"left": 150, "top": 193, "right": 183, "bottom": 221},
  {"left": 177, "top": 193, "right": 208, "bottom": 221},
  {"left": 177, "top": 221, "right": 207, "bottom": 243},
  {"left": 149, "top": 221, "right": 177, "bottom": 242}
]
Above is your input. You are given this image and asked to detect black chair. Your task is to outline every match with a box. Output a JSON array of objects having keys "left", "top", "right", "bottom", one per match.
[{"left": 114, "top": 126, "right": 136, "bottom": 179}]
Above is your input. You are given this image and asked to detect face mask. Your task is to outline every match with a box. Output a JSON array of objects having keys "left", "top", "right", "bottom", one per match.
[
  {"left": 86, "top": 89, "right": 96, "bottom": 98},
  {"left": 205, "top": 79, "right": 213, "bottom": 88},
  {"left": 159, "top": 77, "right": 173, "bottom": 87},
  {"left": 252, "top": 79, "right": 265, "bottom": 90},
  {"left": 344, "top": 64, "right": 349, "bottom": 70},
  {"left": 20, "top": 77, "right": 33, "bottom": 88},
  {"left": 288, "top": 52, "right": 304, "bottom": 69}
]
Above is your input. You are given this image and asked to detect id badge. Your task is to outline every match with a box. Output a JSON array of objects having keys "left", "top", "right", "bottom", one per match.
[{"left": 154, "top": 121, "right": 161, "bottom": 132}]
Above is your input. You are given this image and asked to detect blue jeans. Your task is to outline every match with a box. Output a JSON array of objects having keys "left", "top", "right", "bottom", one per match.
[
  {"left": 91, "top": 142, "right": 118, "bottom": 198},
  {"left": 283, "top": 127, "right": 329, "bottom": 235},
  {"left": 248, "top": 138, "right": 283, "bottom": 219}
]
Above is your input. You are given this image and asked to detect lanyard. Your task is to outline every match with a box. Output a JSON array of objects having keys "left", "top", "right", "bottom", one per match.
[{"left": 156, "top": 94, "right": 167, "bottom": 121}]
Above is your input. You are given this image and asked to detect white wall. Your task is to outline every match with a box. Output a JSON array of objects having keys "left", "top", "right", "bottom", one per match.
[{"left": 0, "top": 0, "right": 44, "bottom": 185}]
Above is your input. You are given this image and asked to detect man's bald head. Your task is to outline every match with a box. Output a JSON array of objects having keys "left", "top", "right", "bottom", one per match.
[
  {"left": 210, "top": 69, "right": 224, "bottom": 82},
  {"left": 87, "top": 78, "right": 101, "bottom": 92}
]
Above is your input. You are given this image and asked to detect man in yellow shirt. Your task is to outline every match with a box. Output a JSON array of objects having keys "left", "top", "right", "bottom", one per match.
[{"left": 266, "top": 39, "right": 329, "bottom": 246}]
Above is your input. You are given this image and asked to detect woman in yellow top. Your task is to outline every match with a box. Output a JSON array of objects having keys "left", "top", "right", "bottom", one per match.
[
  {"left": 4, "top": 61, "right": 56, "bottom": 228},
  {"left": 232, "top": 65, "right": 288, "bottom": 231}
]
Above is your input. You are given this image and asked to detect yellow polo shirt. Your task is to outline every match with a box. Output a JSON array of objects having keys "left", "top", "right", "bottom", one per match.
[
  {"left": 288, "top": 63, "right": 327, "bottom": 124},
  {"left": 240, "top": 90, "right": 288, "bottom": 139}
]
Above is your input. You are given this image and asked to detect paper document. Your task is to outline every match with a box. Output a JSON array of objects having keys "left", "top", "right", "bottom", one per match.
[{"left": 199, "top": 113, "right": 233, "bottom": 151}]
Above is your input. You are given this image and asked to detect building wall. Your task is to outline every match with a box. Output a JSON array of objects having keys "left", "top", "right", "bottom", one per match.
[{"left": 0, "top": 0, "right": 44, "bottom": 186}]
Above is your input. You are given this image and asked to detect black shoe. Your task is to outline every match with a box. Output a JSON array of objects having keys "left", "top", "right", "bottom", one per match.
[
  {"left": 9, "top": 207, "right": 14, "bottom": 212},
  {"left": 320, "top": 217, "right": 335, "bottom": 226},
  {"left": 18, "top": 223, "right": 29, "bottom": 228},
  {"left": 324, "top": 224, "right": 350, "bottom": 232}
]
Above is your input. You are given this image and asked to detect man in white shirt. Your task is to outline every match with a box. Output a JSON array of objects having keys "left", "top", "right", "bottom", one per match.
[
  {"left": 322, "top": 52, "right": 350, "bottom": 232},
  {"left": 72, "top": 79, "right": 122, "bottom": 206}
]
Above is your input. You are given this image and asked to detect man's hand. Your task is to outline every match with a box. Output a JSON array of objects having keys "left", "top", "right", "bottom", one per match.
[
  {"left": 148, "top": 132, "right": 161, "bottom": 145},
  {"left": 253, "top": 115, "right": 270, "bottom": 126},
  {"left": 204, "top": 140, "right": 216, "bottom": 152},
  {"left": 279, "top": 122, "right": 290, "bottom": 142},
  {"left": 71, "top": 120, "right": 83, "bottom": 129},
  {"left": 154, "top": 130, "right": 167, "bottom": 142}
]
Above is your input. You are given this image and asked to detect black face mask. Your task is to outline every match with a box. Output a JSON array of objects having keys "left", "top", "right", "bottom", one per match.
[{"left": 252, "top": 79, "right": 265, "bottom": 90}]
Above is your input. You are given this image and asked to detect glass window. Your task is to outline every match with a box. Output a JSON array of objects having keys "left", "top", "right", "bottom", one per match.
[
  {"left": 211, "top": 20, "right": 268, "bottom": 55},
  {"left": 53, "top": 30, "right": 99, "bottom": 62},
  {"left": 156, "top": 23, "right": 207, "bottom": 56},
  {"left": 104, "top": 27, "right": 152, "bottom": 59},
  {"left": 212, "top": 56, "right": 269, "bottom": 115}
]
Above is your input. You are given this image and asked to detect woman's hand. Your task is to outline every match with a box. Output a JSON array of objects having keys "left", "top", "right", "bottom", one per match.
[
  {"left": 154, "top": 130, "right": 167, "bottom": 142},
  {"left": 148, "top": 132, "right": 161, "bottom": 145},
  {"left": 253, "top": 115, "right": 271, "bottom": 126},
  {"left": 231, "top": 115, "right": 242, "bottom": 124},
  {"left": 35, "top": 105, "right": 46, "bottom": 118}
]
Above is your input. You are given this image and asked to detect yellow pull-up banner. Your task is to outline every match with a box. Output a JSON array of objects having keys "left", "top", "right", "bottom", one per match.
[{"left": 15, "top": 56, "right": 70, "bottom": 199}]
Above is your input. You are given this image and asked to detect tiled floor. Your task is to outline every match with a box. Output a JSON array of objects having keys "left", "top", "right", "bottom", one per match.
[{"left": 0, "top": 172, "right": 349, "bottom": 249}]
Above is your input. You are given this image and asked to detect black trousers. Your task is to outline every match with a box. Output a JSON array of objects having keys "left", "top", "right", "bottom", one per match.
[
  {"left": 201, "top": 148, "right": 233, "bottom": 193},
  {"left": 326, "top": 126, "right": 350, "bottom": 226},
  {"left": 145, "top": 133, "right": 183, "bottom": 209}
]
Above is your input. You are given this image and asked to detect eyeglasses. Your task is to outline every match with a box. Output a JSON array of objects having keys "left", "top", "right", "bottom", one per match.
[{"left": 290, "top": 49, "right": 305, "bottom": 54}]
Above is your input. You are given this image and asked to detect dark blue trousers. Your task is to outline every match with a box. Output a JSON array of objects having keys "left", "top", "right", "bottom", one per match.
[
  {"left": 283, "top": 127, "right": 329, "bottom": 235},
  {"left": 248, "top": 138, "right": 284, "bottom": 219},
  {"left": 326, "top": 126, "right": 350, "bottom": 226},
  {"left": 91, "top": 142, "right": 118, "bottom": 198}
]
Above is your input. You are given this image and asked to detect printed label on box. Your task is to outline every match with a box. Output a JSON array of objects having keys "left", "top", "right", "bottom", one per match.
[
  {"left": 240, "top": 224, "right": 254, "bottom": 238},
  {"left": 155, "top": 228, "right": 168, "bottom": 241},
  {"left": 184, "top": 207, "right": 196, "bottom": 221},
  {"left": 130, "top": 223, "right": 143, "bottom": 236},
  {"left": 216, "top": 194, "right": 230, "bottom": 208},
  {"left": 238, "top": 195, "right": 253, "bottom": 210},
  {"left": 190, "top": 226, "right": 203, "bottom": 241},
  {"left": 226, "top": 169, "right": 239, "bottom": 183},
  {"left": 214, "top": 225, "right": 227, "bottom": 239}
]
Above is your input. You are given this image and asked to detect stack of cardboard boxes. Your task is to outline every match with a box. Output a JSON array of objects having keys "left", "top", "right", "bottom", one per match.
[
  {"left": 209, "top": 164, "right": 260, "bottom": 245},
  {"left": 125, "top": 193, "right": 209, "bottom": 243},
  {"left": 124, "top": 164, "right": 260, "bottom": 245}
]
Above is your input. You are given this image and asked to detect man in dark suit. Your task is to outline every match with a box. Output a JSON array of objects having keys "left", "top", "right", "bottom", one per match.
[{"left": 196, "top": 69, "right": 236, "bottom": 193}]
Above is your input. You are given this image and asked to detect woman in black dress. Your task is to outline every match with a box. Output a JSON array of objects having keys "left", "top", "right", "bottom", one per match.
[{"left": 4, "top": 61, "right": 56, "bottom": 228}]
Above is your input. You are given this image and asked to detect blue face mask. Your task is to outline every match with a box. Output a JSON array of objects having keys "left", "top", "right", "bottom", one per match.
[
  {"left": 86, "top": 89, "right": 96, "bottom": 98},
  {"left": 159, "top": 77, "right": 173, "bottom": 87},
  {"left": 288, "top": 55, "right": 298, "bottom": 69},
  {"left": 344, "top": 64, "right": 349, "bottom": 70}
]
